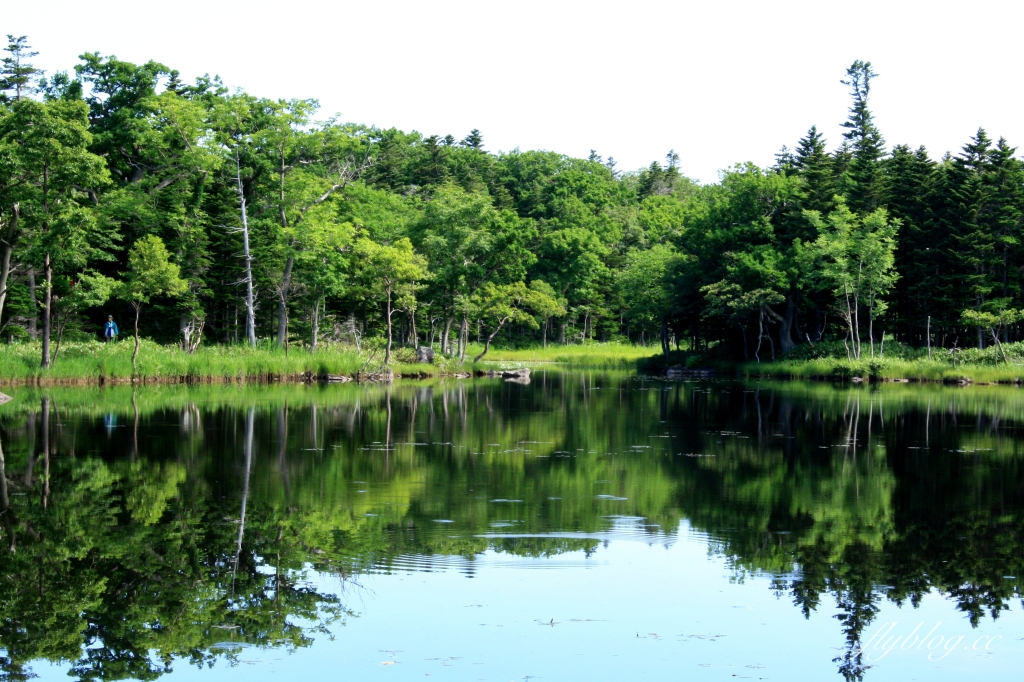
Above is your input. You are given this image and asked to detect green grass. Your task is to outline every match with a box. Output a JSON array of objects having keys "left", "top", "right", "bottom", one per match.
[
  {"left": 466, "top": 342, "right": 655, "bottom": 369},
  {"left": 0, "top": 340, "right": 437, "bottom": 384},
  {"left": 0, "top": 340, "right": 657, "bottom": 384},
  {"left": 734, "top": 340, "right": 1024, "bottom": 384}
]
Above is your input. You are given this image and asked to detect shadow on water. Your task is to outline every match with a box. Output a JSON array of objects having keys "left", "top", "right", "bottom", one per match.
[{"left": 0, "top": 374, "right": 1022, "bottom": 680}]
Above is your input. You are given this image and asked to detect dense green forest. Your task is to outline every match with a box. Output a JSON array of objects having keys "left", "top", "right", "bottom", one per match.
[{"left": 3, "top": 35, "right": 1024, "bottom": 368}]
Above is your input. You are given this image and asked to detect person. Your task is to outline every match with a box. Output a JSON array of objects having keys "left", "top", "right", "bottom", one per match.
[{"left": 104, "top": 315, "right": 119, "bottom": 342}]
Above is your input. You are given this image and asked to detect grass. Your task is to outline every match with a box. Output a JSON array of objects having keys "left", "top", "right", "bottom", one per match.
[
  {"left": 0, "top": 340, "right": 436, "bottom": 384},
  {"left": 466, "top": 342, "right": 655, "bottom": 369},
  {"left": 732, "top": 340, "right": 1024, "bottom": 384},
  {"left": 0, "top": 339, "right": 658, "bottom": 385}
]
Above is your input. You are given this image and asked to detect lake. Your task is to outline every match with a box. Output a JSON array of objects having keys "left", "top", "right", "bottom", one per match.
[{"left": 0, "top": 372, "right": 1022, "bottom": 681}]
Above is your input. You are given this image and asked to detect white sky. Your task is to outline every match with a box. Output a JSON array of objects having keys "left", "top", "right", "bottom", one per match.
[{"left": 6, "top": 0, "right": 1023, "bottom": 183}]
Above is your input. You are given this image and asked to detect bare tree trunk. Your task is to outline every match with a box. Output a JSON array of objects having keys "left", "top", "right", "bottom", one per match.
[
  {"left": 0, "top": 204, "right": 18, "bottom": 327},
  {"left": 27, "top": 267, "right": 38, "bottom": 340},
  {"left": 441, "top": 315, "right": 454, "bottom": 356},
  {"left": 384, "top": 288, "right": 393, "bottom": 366},
  {"left": 276, "top": 256, "right": 293, "bottom": 346},
  {"left": 310, "top": 295, "right": 320, "bottom": 351},
  {"left": 41, "top": 254, "right": 52, "bottom": 369},
  {"left": 542, "top": 318, "right": 548, "bottom": 348},
  {"left": 661, "top": 318, "right": 669, "bottom": 357},
  {"left": 926, "top": 315, "right": 931, "bottom": 360},
  {"left": 409, "top": 309, "right": 418, "bottom": 347},
  {"left": 458, "top": 316, "right": 469, "bottom": 364},
  {"left": 235, "top": 153, "right": 257, "bottom": 347},
  {"left": 131, "top": 302, "right": 142, "bottom": 373}
]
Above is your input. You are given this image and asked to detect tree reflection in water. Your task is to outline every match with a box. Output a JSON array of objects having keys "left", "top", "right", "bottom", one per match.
[{"left": 0, "top": 376, "right": 1022, "bottom": 681}]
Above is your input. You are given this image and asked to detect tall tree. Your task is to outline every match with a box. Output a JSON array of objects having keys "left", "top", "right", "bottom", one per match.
[
  {"left": 0, "top": 99, "right": 110, "bottom": 367},
  {"left": 840, "top": 61, "right": 886, "bottom": 214},
  {"left": 0, "top": 35, "right": 42, "bottom": 103}
]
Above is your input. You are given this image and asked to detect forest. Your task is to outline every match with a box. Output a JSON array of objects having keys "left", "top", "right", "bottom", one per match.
[{"left": 3, "top": 35, "right": 1024, "bottom": 369}]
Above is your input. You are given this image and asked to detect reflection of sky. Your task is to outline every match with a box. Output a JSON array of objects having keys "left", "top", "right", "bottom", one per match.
[{"left": 29, "top": 521, "right": 1024, "bottom": 682}]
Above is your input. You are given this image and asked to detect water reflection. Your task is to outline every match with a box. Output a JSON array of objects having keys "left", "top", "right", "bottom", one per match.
[{"left": 0, "top": 375, "right": 1022, "bottom": 680}]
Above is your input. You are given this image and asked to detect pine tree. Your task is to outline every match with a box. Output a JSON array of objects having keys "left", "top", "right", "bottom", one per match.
[
  {"left": 981, "top": 138, "right": 1024, "bottom": 326},
  {"left": 0, "top": 35, "right": 43, "bottom": 103},
  {"left": 840, "top": 61, "right": 886, "bottom": 214},
  {"left": 885, "top": 144, "right": 936, "bottom": 340},
  {"left": 794, "top": 125, "right": 836, "bottom": 214}
]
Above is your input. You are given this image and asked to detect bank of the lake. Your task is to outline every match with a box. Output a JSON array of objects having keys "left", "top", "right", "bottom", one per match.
[
  {"left": 0, "top": 340, "right": 653, "bottom": 386},
  {"left": 641, "top": 339, "right": 1024, "bottom": 385}
]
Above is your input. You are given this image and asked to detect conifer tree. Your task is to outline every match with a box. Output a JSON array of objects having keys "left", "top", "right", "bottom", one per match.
[
  {"left": 793, "top": 125, "right": 836, "bottom": 214},
  {"left": 884, "top": 144, "right": 935, "bottom": 339},
  {"left": 840, "top": 61, "right": 886, "bottom": 214},
  {"left": 0, "top": 35, "right": 42, "bottom": 103}
]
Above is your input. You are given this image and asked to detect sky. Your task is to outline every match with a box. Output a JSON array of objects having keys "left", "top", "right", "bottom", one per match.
[{"left": 5, "top": 0, "right": 1023, "bottom": 183}]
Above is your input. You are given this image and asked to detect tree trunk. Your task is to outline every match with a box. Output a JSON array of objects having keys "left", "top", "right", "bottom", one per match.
[
  {"left": 559, "top": 322, "right": 566, "bottom": 345},
  {"left": 131, "top": 302, "right": 142, "bottom": 373},
  {"left": 441, "top": 315, "right": 454, "bottom": 356},
  {"left": 474, "top": 317, "right": 508, "bottom": 362},
  {"left": 542, "top": 318, "right": 548, "bottom": 348},
  {"left": 384, "top": 288, "right": 393, "bottom": 366},
  {"left": 235, "top": 153, "right": 257, "bottom": 347},
  {"left": 41, "top": 254, "right": 52, "bottom": 369},
  {"left": 991, "top": 328, "right": 1008, "bottom": 364},
  {"left": 458, "top": 316, "right": 469, "bottom": 364},
  {"left": 660, "top": 318, "right": 669, "bottom": 357},
  {"left": 0, "top": 204, "right": 18, "bottom": 327},
  {"left": 409, "top": 309, "right": 418, "bottom": 347},
  {"left": 276, "top": 255, "right": 294, "bottom": 346},
  {"left": 310, "top": 295, "right": 320, "bottom": 351},
  {"left": 27, "top": 267, "right": 38, "bottom": 340},
  {"left": 777, "top": 294, "right": 797, "bottom": 354}
]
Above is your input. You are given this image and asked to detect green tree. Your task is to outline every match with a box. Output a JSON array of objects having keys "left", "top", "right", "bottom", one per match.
[
  {"left": 802, "top": 199, "right": 899, "bottom": 358},
  {"left": 840, "top": 61, "right": 886, "bottom": 214},
  {"left": 115, "top": 235, "right": 188, "bottom": 370},
  {"left": 0, "top": 98, "right": 110, "bottom": 368},
  {"left": 354, "top": 237, "right": 428, "bottom": 367},
  {"left": 0, "top": 35, "right": 42, "bottom": 103},
  {"left": 470, "top": 280, "right": 564, "bottom": 362}
]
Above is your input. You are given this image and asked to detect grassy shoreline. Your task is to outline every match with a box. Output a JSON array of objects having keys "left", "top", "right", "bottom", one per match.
[
  {"left": 735, "top": 357, "right": 1024, "bottom": 384},
  {"left": 0, "top": 340, "right": 655, "bottom": 386}
]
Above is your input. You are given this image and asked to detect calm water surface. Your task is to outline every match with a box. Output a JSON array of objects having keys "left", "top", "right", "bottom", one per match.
[{"left": 1, "top": 372, "right": 1022, "bottom": 681}]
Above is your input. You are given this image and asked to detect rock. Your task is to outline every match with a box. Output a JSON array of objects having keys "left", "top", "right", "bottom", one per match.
[
  {"left": 0, "top": 392, "right": 11, "bottom": 406},
  {"left": 416, "top": 346, "right": 435, "bottom": 364},
  {"left": 501, "top": 368, "right": 531, "bottom": 378}
]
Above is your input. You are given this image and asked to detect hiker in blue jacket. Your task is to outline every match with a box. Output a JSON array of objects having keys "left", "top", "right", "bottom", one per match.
[{"left": 104, "top": 315, "right": 119, "bottom": 342}]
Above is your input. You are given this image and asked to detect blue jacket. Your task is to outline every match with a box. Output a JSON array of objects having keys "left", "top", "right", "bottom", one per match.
[{"left": 104, "top": 320, "right": 119, "bottom": 337}]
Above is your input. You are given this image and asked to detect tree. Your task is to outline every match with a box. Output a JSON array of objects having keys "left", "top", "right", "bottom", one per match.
[
  {"left": 961, "top": 304, "right": 1024, "bottom": 364},
  {"left": 115, "top": 235, "right": 188, "bottom": 371},
  {"left": 0, "top": 35, "right": 42, "bottom": 103},
  {"left": 620, "top": 245, "right": 678, "bottom": 354},
  {"left": 414, "top": 183, "right": 534, "bottom": 355},
  {"left": 354, "top": 237, "right": 428, "bottom": 367},
  {"left": 840, "top": 61, "right": 886, "bottom": 214},
  {"left": 793, "top": 125, "right": 836, "bottom": 215},
  {"left": 802, "top": 199, "right": 899, "bottom": 358},
  {"left": 0, "top": 98, "right": 110, "bottom": 368},
  {"left": 470, "top": 281, "right": 563, "bottom": 363}
]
